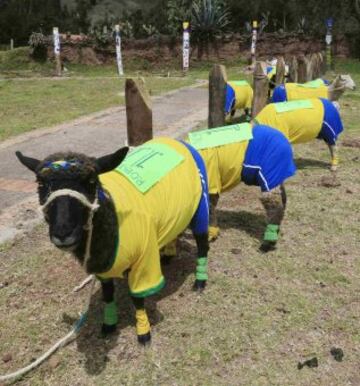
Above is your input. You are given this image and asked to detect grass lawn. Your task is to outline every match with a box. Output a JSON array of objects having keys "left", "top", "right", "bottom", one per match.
[{"left": 0, "top": 57, "right": 359, "bottom": 385}]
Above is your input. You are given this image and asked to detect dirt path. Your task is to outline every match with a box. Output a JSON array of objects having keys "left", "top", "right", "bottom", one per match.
[{"left": 0, "top": 82, "right": 208, "bottom": 243}]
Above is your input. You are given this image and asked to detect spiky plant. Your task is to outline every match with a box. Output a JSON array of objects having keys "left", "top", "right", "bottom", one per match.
[{"left": 191, "top": 0, "right": 230, "bottom": 59}]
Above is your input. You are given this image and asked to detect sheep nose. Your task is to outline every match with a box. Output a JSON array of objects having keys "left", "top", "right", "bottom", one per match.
[{"left": 51, "top": 227, "right": 77, "bottom": 247}]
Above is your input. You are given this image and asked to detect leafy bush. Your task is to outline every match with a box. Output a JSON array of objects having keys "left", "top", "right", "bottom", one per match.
[
  {"left": 28, "top": 32, "right": 49, "bottom": 62},
  {"left": 191, "top": 0, "right": 230, "bottom": 59}
]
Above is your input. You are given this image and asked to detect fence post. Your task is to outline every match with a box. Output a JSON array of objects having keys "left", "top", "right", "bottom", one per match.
[
  {"left": 251, "top": 61, "right": 268, "bottom": 118},
  {"left": 53, "top": 27, "right": 61, "bottom": 77},
  {"left": 182, "top": 21, "right": 190, "bottom": 73},
  {"left": 275, "top": 56, "right": 286, "bottom": 85},
  {"left": 250, "top": 20, "right": 258, "bottom": 66},
  {"left": 297, "top": 54, "right": 308, "bottom": 83},
  {"left": 288, "top": 56, "right": 298, "bottom": 83},
  {"left": 115, "top": 25, "right": 124, "bottom": 76},
  {"left": 10, "top": 39, "right": 14, "bottom": 50},
  {"left": 125, "top": 78, "right": 153, "bottom": 146},
  {"left": 325, "top": 18, "right": 334, "bottom": 71},
  {"left": 208, "top": 64, "right": 227, "bottom": 128}
]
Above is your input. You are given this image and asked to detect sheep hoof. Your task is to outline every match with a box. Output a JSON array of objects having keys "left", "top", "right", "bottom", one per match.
[
  {"left": 101, "top": 323, "right": 117, "bottom": 336},
  {"left": 260, "top": 241, "right": 277, "bottom": 253},
  {"left": 138, "top": 332, "right": 151, "bottom": 346},
  {"left": 193, "top": 279, "right": 206, "bottom": 292}
]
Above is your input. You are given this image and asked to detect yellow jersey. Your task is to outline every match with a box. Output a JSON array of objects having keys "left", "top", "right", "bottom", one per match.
[{"left": 97, "top": 137, "right": 202, "bottom": 297}]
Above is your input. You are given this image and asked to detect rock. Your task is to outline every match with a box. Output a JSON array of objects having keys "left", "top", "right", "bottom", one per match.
[
  {"left": 49, "top": 356, "right": 61, "bottom": 369},
  {"left": 2, "top": 353, "right": 12, "bottom": 363}
]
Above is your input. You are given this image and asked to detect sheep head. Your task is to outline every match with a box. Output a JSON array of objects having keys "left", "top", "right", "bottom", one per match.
[
  {"left": 16, "top": 147, "right": 128, "bottom": 251},
  {"left": 333, "top": 74, "right": 356, "bottom": 91}
]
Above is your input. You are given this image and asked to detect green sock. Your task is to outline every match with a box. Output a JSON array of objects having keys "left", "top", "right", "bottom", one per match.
[
  {"left": 196, "top": 257, "right": 208, "bottom": 281},
  {"left": 264, "top": 224, "right": 279, "bottom": 242},
  {"left": 104, "top": 301, "right": 118, "bottom": 326}
]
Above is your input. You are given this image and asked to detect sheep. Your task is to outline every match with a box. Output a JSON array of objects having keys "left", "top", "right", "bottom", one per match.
[
  {"left": 16, "top": 137, "right": 210, "bottom": 344},
  {"left": 254, "top": 98, "right": 344, "bottom": 171},
  {"left": 225, "top": 80, "right": 253, "bottom": 120},
  {"left": 272, "top": 75, "right": 356, "bottom": 103},
  {"left": 164, "top": 123, "right": 296, "bottom": 254}
]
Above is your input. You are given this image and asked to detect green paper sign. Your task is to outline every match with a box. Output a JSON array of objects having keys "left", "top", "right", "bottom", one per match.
[
  {"left": 230, "top": 80, "right": 249, "bottom": 87},
  {"left": 275, "top": 100, "right": 314, "bottom": 113},
  {"left": 116, "top": 143, "right": 184, "bottom": 193},
  {"left": 188, "top": 123, "right": 253, "bottom": 150},
  {"left": 298, "top": 79, "right": 324, "bottom": 88}
]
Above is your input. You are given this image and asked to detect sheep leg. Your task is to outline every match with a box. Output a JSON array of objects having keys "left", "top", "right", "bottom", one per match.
[
  {"left": 259, "top": 185, "right": 286, "bottom": 253},
  {"left": 132, "top": 297, "right": 151, "bottom": 345},
  {"left": 328, "top": 143, "right": 339, "bottom": 171},
  {"left": 100, "top": 278, "right": 118, "bottom": 335},
  {"left": 209, "top": 193, "right": 220, "bottom": 241},
  {"left": 193, "top": 232, "right": 209, "bottom": 291}
]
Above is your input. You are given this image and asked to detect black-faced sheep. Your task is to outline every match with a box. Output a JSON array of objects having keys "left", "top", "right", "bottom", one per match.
[{"left": 16, "top": 137, "right": 210, "bottom": 344}]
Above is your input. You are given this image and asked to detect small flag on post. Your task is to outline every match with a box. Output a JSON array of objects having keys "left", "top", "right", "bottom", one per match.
[
  {"left": 53, "top": 27, "right": 61, "bottom": 76},
  {"left": 115, "top": 24, "right": 124, "bottom": 76},
  {"left": 250, "top": 20, "right": 258, "bottom": 66},
  {"left": 183, "top": 21, "right": 190, "bottom": 72}
]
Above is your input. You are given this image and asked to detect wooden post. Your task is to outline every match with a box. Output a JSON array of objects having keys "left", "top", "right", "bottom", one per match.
[
  {"left": 10, "top": 39, "right": 14, "bottom": 50},
  {"left": 275, "top": 56, "right": 286, "bottom": 85},
  {"left": 115, "top": 25, "right": 124, "bottom": 76},
  {"left": 125, "top": 78, "right": 153, "bottom": 146},
  {"left": 250, "top": 20, "right": 258, "bottom": 66},
  {"left": 325, "top": 18, "right": 334, "bottom": 71},
  {"left": 310, "top": 53, "right": 320, "bottom": 79},
  {"left": 319, "top": 51, "right": 326, "bottom": 76},
  {"left": 305, "top": 54, "right": 313, "bottom": 81},
  {"left": 53, "top": 27, "right": 61, "bottom": 76},
  {"left": 289, "top": 56, "right": 298, "bottom": 83},
  {"left": 251, "top": 61, "right": 268, "bottom": 118},
  {"left": 182, "top": 21, "right": 190, "bottom": 72},
  {"left": 297, "top": 55, "right": 308, "bottom": 83},
  {"left": 208, "top": 64, "right": 227, "bottom": 128}
]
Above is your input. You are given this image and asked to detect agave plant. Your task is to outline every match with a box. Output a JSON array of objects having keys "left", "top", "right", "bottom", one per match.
[{"left": 191, "top": 0, "right": 230, "bottom": 59}]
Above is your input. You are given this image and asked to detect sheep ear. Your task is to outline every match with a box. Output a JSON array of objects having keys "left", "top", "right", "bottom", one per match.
[
  {"left": 15, "top": 151, "right": 41, "bottom": 173},
  {"left": 95, "top": 147, "right": 129, "bottom": 175}
]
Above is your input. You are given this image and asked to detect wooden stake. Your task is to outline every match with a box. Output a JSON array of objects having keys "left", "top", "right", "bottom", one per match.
[
  {"left": 297, "top": 55, "right": 308, "bottom": 83},
  {"left": 275, "top": 56, "right": 286, "bottom": 85},
  {"left": 288, "top": 56, "right": 298, "bottom": 83},
  {"left": 251, "top": 61, "right": 268, "bottom": 118},
  {"left": 125, "top": 78, "right": 153, "bottom": 146},
  {"left": 208, "top": 64, "right": 227, "bottom": 128}
]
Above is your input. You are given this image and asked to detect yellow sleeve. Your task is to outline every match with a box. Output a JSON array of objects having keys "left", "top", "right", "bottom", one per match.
[{"left": 128, "top": 225, "right": 165, "bottom": 298}]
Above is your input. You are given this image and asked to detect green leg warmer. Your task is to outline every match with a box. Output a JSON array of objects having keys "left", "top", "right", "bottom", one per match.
[
  {"left": 264, "top": 224, "right": 279, "bottom": 242},
  {"left": 104, "top": 301, "right": 118, "bottom": 326},
  {"left": 196, "top": 257, "right": 208, "bottom": 281}
]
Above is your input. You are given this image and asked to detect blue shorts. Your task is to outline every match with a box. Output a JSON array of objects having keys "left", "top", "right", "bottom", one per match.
[
  {"left": 241, "top": 125, "right": 296, "bottom": 192},
  {"left": 180, "top": 141, "right": 209, "bottom": 235},
  {"left": 318, "top": 98, "right": 343, "bottom": 145},
  {"left": 225, "top": 84, "right": 236, "bottom": 114},
  {"left": 271, "top": 84, "right": 287, "bottom": 102}
]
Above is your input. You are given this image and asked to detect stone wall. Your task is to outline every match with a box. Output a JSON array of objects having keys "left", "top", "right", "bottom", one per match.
[{"left": 46, "top": 32, "right": 351, "bottom": 66}]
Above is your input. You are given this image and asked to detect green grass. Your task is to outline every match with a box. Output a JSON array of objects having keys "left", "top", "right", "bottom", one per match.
[
  {"left": 0, "top": 76, "right": 194, "bottom": 141},
  {"left": 0, "top": 59, "right": 360, "bottom": 385}
]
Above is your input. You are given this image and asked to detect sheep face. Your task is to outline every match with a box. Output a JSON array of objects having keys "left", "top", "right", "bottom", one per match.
[
  {"left": 338, "top": 74, "right": 356, "bottom": 91},
  {"left": 16, "top": 148, "right": 129, "bottom": 251}
]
